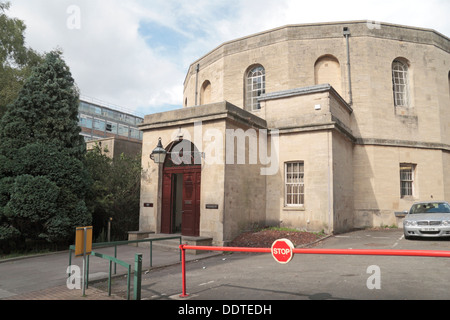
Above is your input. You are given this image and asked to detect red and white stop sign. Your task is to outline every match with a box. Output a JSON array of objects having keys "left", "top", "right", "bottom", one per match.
[{"left": 271, "top": 239, "right": 295, "bottom": 264}]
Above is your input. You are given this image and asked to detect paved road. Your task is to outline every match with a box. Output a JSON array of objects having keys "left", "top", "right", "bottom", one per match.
[
  {"left": 0, "top": 242, "right": 217, "bottom": 300},
  {"left": 2, "top": 229, "right": 450, "bottom": 302},
  {"left": 92, "top": 229, "right": 450, "bottom": 301}
]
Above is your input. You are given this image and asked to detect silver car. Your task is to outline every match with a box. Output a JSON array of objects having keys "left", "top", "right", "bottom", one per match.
[{"left": 403, "top": 201, "right": 450, "bottom": 239}]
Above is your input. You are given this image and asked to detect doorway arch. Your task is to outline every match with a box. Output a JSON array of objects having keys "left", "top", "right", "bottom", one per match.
[{"left": 161, "top": 139, "right": 201, "bottom": 236}]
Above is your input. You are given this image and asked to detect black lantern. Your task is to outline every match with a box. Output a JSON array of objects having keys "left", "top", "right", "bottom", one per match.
[{"left": 150, "top": 138, "right": 167, "bottom": 164}]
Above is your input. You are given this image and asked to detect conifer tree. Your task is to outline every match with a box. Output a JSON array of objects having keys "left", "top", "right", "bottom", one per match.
[{"left": 0, "top": 51, "right": 91, "bottom": 249}]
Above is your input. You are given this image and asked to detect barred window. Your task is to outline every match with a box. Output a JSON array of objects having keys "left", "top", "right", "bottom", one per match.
[
  {"left": 392, "top": 60, "right": 410, "bottom": 107},
  {"left": 285, "top": 162, "right": 304, "bottom": 206},
  {"left": 400, "top": 163, "right": 415, "bottom": 197},
  {"left": 245, "top": 66, "right": 265, "bottom": 111}
]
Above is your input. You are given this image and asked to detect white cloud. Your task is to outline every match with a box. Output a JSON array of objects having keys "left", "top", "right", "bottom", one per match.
[
  {"left": 9, "top": 0, "right": 186, "bottom": 115},
  {"left": 7, "top": 0, "right": 450, "bottom": 116}
]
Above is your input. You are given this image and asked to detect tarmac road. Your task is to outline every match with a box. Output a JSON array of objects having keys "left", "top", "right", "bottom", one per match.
[
  {"left": 93, "top": 228, "right": 450, "bottom": 301},
  {"left": 1, "top": 228, "right": 450, "bottom": 301},
  {"left": 0, "top": 241, "right": 217, "bottom": 300}
]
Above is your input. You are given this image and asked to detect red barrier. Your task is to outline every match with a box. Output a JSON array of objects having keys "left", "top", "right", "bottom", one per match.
[{"left": 179, "top": 244, "right": 450, "bottom": 298}]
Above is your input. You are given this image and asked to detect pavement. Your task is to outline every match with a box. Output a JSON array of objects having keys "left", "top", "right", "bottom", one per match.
[
  {"left": 0, "top": 242, "right": 220, "bottom": 300},
  {"left": 2, "top": 229, "right": 450, "bottom": 301}
]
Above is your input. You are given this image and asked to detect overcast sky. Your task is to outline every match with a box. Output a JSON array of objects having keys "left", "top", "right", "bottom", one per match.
[{"left": 7, "top": 0, "right": 450, "bottom": 116}]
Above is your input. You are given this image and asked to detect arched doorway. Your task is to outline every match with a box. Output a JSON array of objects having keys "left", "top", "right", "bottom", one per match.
[{"left": 161, "top": 139, "right": 202, "bottom": 236}]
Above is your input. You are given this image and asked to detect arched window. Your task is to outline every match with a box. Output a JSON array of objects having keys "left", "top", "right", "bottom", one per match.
[
  {"left": 245, "top": 65, "right": 265, "bottom": 111},
  {"left": 200, "top": 80, "right": 211, "bottom": 105},
  {"left": 392, "top": 59, "right": 410, "bottom": 107},
  {"left": 314, "top": 55, "right": 342, "bottom": 95}
]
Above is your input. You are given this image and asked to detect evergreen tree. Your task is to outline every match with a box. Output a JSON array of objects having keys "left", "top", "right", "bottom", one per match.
[{"left": 0, "top": 51, "right": 91, "bottom": 250}]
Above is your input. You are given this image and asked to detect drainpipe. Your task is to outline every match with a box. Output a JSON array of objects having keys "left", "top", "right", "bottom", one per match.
[
  {"left": 195, "top": 63, "right": 200, "bottom": 106},
  {"left": 327, "top": 130, "right": 333, "bottom": 234},
  {"left": 343, "top": 27, "right": 353, "bottom": 106}
]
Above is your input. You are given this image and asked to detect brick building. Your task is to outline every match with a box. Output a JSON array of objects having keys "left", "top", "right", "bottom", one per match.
[{"left": 137, "top": 21, "right": 450, "bottom": 246}]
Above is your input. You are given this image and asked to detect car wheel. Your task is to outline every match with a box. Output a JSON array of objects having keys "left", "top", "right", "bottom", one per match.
[{"left": 404, "top": 232, "right": 413, "bottom": 240}]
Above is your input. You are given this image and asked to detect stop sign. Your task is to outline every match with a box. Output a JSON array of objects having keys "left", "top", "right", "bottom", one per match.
[{"left": 271, "top": 239, "right": 295, "bottom": 264}]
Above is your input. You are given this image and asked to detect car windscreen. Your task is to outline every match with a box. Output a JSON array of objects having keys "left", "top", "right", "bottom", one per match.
[{"left": 410, "top": 203, "right": 450, "bottom": 214}]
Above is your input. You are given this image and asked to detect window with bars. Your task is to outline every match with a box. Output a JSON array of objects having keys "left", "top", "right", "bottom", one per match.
[
  {"left": 400, "top": 163, "right": 415, "bottom": 197},
  {"left": 392, "top": 60, "right": 410, "bottom": 107},
  {"left": 285, "top": 162, "right": 304, "bottom": 206},
  {"left": 245, "top": 66, "right": 265, "bottom": 111}
]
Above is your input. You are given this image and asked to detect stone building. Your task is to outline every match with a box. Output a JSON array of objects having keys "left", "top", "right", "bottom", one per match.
[{"left": 137, "top": 20, "right": 450, "bottom": 246}]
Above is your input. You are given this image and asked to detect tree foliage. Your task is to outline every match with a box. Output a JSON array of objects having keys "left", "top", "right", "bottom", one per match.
[
  {"left": 0, "top": 1, "right": 43, "bottom": 118},
  {"left": 85, "top": 145, "right": 141, "bottom": 241},
  {"left": 0, "top": 51, "right": 91, "bottom": 251}
]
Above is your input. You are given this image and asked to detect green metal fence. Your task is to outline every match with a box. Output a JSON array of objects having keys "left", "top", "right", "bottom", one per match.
[
  {"left": 68, "top": 236, "right": 182, "bottom": 273},
  {"left": 68, "top": 236, "right": 182, "bottom": 300},
  {"left": 88, "top": 251, "right": 137, "bottom": 299}
]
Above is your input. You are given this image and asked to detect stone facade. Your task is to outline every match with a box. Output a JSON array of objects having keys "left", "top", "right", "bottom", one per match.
[
  {"left": 139, "top": 20, "right": 450, "bottom": 246},
  {"left": 86, "top": 137, "right": 142, "bottom": 159}
]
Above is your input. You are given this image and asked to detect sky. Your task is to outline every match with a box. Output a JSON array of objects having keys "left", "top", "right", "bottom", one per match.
[{"left": 6, "top": 0, "right": 450, "bottom": 117}]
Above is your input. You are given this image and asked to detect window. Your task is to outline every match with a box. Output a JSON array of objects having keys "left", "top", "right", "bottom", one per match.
[
  {"left": 106, "top": 121, "right": 117, "bottom": 134},
  {"left": 400, "top": 163, "right": 416, "bottom": 197},
  {"left": 285, "top": 162, "right": 304, "bottom": 206},
  {"left": 130, "top": 128, "right": 140, "bottom": 140},
  {"left": 118, "top": 124, "right": 129, "bottom": 137},
  {"left": 392, "top": 59, "right": 410, "bottom": 107},
  {"left": 93, "top": 118, "right": 106, "bottom": 131},
  {"left": 245, "top": 65, "right": 265, "bottom": 111},
  {"left": 78, "top": 115, "right": 93, "bottom": 129}
]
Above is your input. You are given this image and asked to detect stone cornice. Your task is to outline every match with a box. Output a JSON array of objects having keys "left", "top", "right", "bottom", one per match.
[{"left": 356, "top": 138, "right": 450, "bottom": 152}]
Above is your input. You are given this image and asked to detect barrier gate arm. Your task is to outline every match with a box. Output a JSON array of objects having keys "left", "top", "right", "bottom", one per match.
[{"left": 179, "top": 244, "right": 450, "bottom": 298}]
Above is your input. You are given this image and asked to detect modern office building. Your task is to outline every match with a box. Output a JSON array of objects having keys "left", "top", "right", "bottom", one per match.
[{"left": 78, "top": 97, "right": 144, "bottom": 143}]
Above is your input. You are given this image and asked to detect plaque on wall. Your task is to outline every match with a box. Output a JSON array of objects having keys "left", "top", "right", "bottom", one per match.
[{"left": 205, "top": 204, "right": 219, "bottom": 209}]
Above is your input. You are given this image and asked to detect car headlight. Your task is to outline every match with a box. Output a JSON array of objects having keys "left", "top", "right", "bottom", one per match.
[
  {"left": 404, "top": 220, "right": 417, "bottom": 227},
  {"left": 442, "top": 221, "right": 450, "bottom": 226}
]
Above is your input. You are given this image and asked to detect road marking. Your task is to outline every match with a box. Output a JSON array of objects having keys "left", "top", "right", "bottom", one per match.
[{"left": 392, "top": 234, "right": 404, "bottom": 248}]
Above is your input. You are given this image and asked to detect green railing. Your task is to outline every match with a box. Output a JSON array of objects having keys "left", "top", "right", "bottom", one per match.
[
  {"left": 68, "top": 236, "right": 182, "bottom": 274},
  {"left": 68, "top": 236, "right": 182, "bottom": 300},
  {"left": 87, "top": 251, "right": 139, "bottom": 300}
]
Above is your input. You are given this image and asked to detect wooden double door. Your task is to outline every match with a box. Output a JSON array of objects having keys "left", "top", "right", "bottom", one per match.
[{"left": 161, "top": 166, "right": 201, "bottom": 236}]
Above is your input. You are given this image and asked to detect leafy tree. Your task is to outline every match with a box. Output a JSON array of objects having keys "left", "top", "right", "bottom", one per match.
[
  {"left": 0, "top": 1, "right": 43, "bottom": 118},
  {"left": 0, "top": 51, "right": 91, "bottom": 251},
  {"left": 85, "top": 145, "right": 141, "bottom": 241}
]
